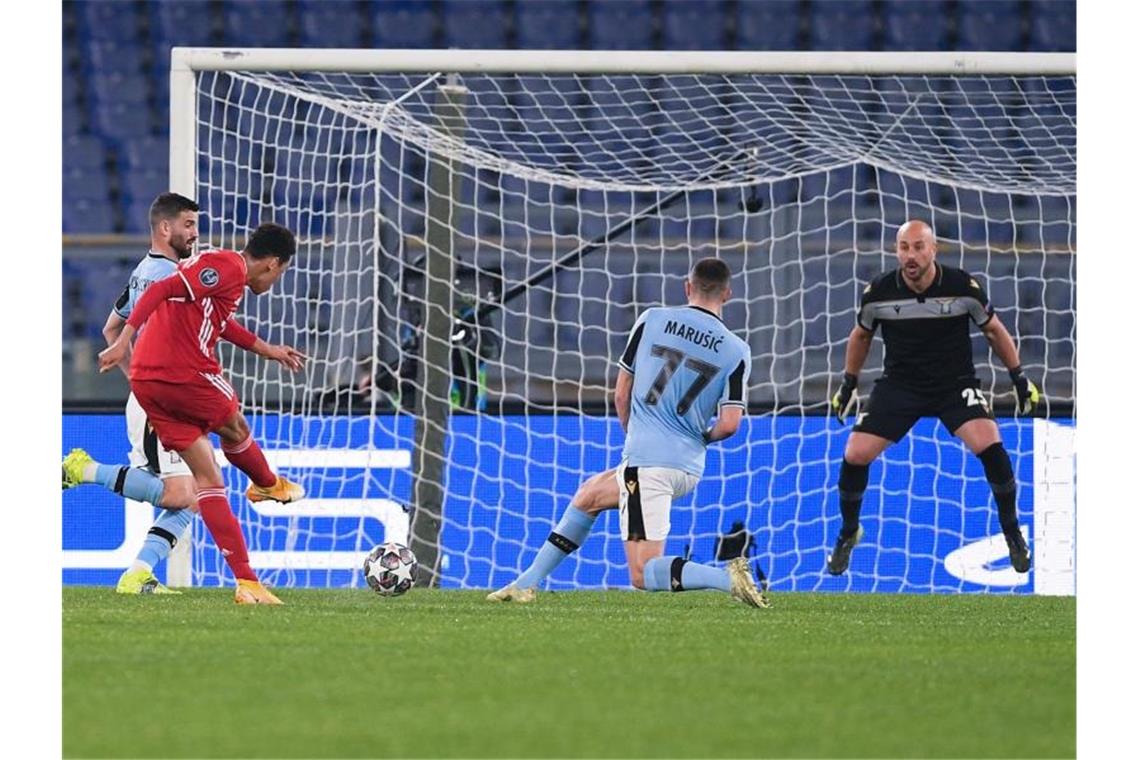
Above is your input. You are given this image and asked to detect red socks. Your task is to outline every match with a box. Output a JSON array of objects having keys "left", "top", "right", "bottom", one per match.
[
  {"left": 196, "top": 487, "right": 257, "bottom": 582},
  {"left": 222, "top": 434, "right": 276, "bottom": 489}
]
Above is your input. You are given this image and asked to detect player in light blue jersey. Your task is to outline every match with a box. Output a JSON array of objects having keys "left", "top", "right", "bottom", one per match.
[
  {"left": 62, "top": 193, "right": 201, "bottom": 594},
  {"left": 488, "top": 259, "right": 770, "bottom": 607}
]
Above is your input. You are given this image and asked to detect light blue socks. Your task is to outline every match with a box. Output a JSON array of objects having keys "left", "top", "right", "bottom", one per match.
[
  {"left": 643, "top": 556, "right": 732, "bottom": 592},
  {"left": 516, "top": 506, "right": 597, "bottom": 589},
  {"left": 93, "top": 464, "right": 165, "bottom": 506},
  {"left": 134, "top": 508, "right": 195, "bottom": 570}
]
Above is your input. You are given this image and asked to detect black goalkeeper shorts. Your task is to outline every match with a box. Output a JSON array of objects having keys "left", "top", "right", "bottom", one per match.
[{"left": 852, "top": 377, "right": 995, "bottom": 442}]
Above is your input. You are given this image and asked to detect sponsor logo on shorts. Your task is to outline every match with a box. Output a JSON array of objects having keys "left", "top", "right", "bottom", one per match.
[
  {"left": 626, "top": 479, "right": 638, "bottom": 494},
  {"left": 199, "top": 268, "right": 219, "bottom": 287}
]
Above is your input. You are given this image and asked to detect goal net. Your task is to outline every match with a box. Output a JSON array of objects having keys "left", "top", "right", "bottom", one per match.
[{"left": 175, "top": 50, "right": 1075, "bottom": 594}]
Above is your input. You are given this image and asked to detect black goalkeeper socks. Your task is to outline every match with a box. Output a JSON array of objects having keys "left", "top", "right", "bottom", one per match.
[
  {"left": 978, "top": 443, "right": 1019, "bottom": 536},
  {"left": 838, "top": 458, "right": 870, "bottom": 538}
]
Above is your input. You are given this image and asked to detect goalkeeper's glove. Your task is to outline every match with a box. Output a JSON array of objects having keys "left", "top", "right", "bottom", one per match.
[
  {"left": 831, "top": 373, "right": 859, "bottom": 423},
  {"left": 1009, "top": 367, "right": 1041, "bottom": 414}
]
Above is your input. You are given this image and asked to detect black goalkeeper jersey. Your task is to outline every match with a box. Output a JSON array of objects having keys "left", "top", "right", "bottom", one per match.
[{"left": 857, "top": 263, "right": 994, "bottom": 392}]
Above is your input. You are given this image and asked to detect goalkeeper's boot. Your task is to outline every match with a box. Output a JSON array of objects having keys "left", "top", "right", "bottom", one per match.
[
  {"left": 116, "top": 569, "right": 181, "bottom": 595},
  {"left": 62, "top": 448, "right": 93, "bottom": 490},
  {"left": 485, "top": 583, "right": 536, "bottom": 603},
  {"left": 727, "top": 558, "right": 772, "bottom": 609},
  {"left": 234, "top": 579, "right": 284, "bottom": 605},
  {"left": 1005, "top": 530, "right": 1032, "bottom": 574},
  {"left": 246, "top": 475, "right": 305, "bottom": 504},
  {"left": 827, "top": 524, "right": 864, "bottom": 576}
]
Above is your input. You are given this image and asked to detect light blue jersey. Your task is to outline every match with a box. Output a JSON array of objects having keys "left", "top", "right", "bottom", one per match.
[
  {"left": 113, "top": 251, "right": 180, "bottom": 319},
  {"left": 619, "top": 305, "right": 751, "bottom": 477}
]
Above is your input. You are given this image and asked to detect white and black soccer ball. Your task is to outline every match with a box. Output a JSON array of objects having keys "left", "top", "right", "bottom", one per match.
[{"left": 362, "top": 542, "right": 418, "bottom": 597}]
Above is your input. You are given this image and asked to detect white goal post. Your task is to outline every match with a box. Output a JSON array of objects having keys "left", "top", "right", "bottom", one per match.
[{"left": 166, "top": 49, "right": 1075, "bottom": 595}]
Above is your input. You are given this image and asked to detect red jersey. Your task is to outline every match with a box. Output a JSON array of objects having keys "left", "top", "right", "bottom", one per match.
[{"left": 129, "top": 249, "right": 248, "bottom": 383}]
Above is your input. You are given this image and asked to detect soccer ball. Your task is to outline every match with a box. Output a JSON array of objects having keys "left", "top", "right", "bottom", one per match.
[{"left": 362, "top": 542, "right": 418, "bottom": 597}]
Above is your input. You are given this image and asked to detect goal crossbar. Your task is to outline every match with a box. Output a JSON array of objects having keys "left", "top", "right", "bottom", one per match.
[{"left": 172, "top": 48, "right": 1075, "bottom": 76}]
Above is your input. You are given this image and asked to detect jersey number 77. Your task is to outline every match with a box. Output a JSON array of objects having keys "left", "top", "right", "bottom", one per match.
[{"left": 644, "top": 344, "right": 719, "bottom": 415}]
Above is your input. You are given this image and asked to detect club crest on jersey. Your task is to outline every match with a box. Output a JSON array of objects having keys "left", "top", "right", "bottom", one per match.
[{"left": 199, "top": 268, "right": 219, "bottom": 287}]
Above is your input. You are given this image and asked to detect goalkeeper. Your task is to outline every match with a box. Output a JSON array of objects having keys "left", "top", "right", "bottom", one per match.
[
  {"left": 827, "top": 220, "right": 1040, "bottom": 576},
  {"left": 488, "top": 259, "right": 769, "bottom": 607}
]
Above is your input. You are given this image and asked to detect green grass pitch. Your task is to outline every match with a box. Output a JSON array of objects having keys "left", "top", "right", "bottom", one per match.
[{"left": 63, "top": 587, "right": 1074, "bottom": 758}]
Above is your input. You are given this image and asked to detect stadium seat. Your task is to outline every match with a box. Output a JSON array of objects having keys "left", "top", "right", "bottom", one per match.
[
  {"left": 118, "top": 135, "right": 169, "bottom": 172},
  {"left": 123, "top": 199, "right": 156, "bottom": 235},
  {"left": 1027, "top": 0, "right": 1075, "bottom": 51},
  {"left": 956, "top": 0, "right": 1024, "bottom": 51},
  {"left": 79, "top": 262, "right": 133, "bottom": 328},
  {"left": 662, "top": 0, "right": 727, "bottom": 51},
  {"left": 809, "top": 0, "right": 877, "bottom": 51},
  {"left": 91, "top": 100, "right": 160, "bottom": 143},
  {"left": 63, "top": 199, "right": 117, "bottom": 235},
  {"left": 82, "top": 39, "right": 147, "bottom": 76},
  {"left": 152, "top": 0, "right": 218, "bottom": 42},
  {"left": 62, "top": 103, "right": 87, "bottom": 137},
  {"left": 371, "top": 0, "right": 437, "bottom": 48},
  {"left": 515, "top": 2, "right": 581, "bottom": 49},
  {"left": 222, "top": 0, "right": 295, "bottom": 47},
  {"left": 587, "top": 0, "right": 653, "bottom": 50},
  {"left": 442, "top": 0, "right": 509, "bottom": 49},
  {"left": 62, "top": 69, "right": 83, "bottom": 109},
  {"left": 299, "top": 0, "right": 365, "bottom": 47},
  {"left": 63, "top": 168, "right": 112, "bottom": 206},
  {"left": 64, "top": 135, "right": 108, "bottom": 173},
  {"left": 120, "top": 168, "right": 168, "bottom": 207},
  {"left": 881, "top": 1, "right": 950, "bottom": 51},
  {"left": 88, "top": 71, "right": 150, "bottom": 108},
  {"left": 734, "top": 0, "right": 800, "bottom": 50},
  {"left": 77, "top": 0, "right": 143, "bottom": 44}
]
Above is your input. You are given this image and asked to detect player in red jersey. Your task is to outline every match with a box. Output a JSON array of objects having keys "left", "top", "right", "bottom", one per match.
[{"left": 98, "top": 222, "right": 306, "bottom": 605}]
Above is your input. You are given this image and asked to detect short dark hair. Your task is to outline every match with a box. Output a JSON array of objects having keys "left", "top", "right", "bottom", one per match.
[
  {"left": 149, "top": 192, "right": 199, "bottom": 229},
  {"left": 690, "top": 258, "right": 731, "bottom": 296},
  {"left": 244, "top": 222, "right": 296, "bottom": 262}
]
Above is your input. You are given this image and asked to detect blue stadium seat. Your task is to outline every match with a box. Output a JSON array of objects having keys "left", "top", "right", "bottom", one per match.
[
  {"left": 62, "top": 71, "right": 83, "bottom": 110},
  {"left": 882, "top": 1, "right": 950, "bottom": 51},
  {"left": 662, "top": 0, "right": 726, "bottom": 51},
  {"left": 88, "top": 71, "right": 150, "bottom": 108},
  {"left": 63, "top": 199, "right": 117, "bottom": 235},
  {"left": 118, "top": 135, "right": 169, "bottom": 172},
  {"left": 809, "top": 1, "right": 877, "bottom": 51},
  {"left": 299, "top": 1, "right": 365, "bottom": 47},
  {"left": 734, "top": 0, "right": 800, "bottom": 50},
  {"left": 91, "top": 101, "right": 159, "bottom": 143},
  {"left": 82, "top": 39, "right": 147, "bottom": 75},
  {"left": 150, "top": 0, "right": 217, "bottom": 50},
  {"left": 442, "top": 0, "right": 509, "bottom": 48},
  {"left": 120, "top": 168, "right": 167, "bottom": 206},
  {"left": 956, "top": 0, "right": 1024, "bottom": 51},
  {"left": 79, "top": 263, "right": 134, "bottom": 326},
  {"left": 222, "top": 0, "right": 295, "bottom": 47},
  {"left": 123, "top": 199, "right": 156, "bottom": 235},
  {"left": 63, "top": 168, "right": 112, "bottom": 205},
  {"left": 62, "top": 103, "right": 87, "bottom": 137},
  {"left": 587, "top": 0, "right": 653, "bottom": 50},
  {"left": 1028, "top": 0, "right": 1076, "bottom": 51},
  {"left": 515, "top": 2, "right": 581, "bottom": 49},
  {"left": 77, "top": 0, "right": 143, "bottom": 44},
  {"left": 64, "top": 135, "right": 107, "bottom": 173},
  {"left": 371, "top": 1, "right": 437, "bottom": 48}
]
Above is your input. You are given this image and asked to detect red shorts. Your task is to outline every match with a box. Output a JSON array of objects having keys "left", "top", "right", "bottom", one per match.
[{"left": 131, "top": 374, "right": 240, "bottom": 451}]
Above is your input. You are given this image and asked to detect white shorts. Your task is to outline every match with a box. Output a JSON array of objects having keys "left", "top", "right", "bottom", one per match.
[
  {"left": 126, "top": 392, "right": 191, "bottom": 479},
  {"left": 616, "top": 459, "right": 700, "bottom": 542}
]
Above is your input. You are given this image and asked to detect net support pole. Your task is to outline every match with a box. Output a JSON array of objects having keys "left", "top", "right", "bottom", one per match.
[
  {"left": 410, "top": 82, "right": 468, "bottom": 586},
  {"left": 165, "top": 60, "right": 198, "bottom": 589}
]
